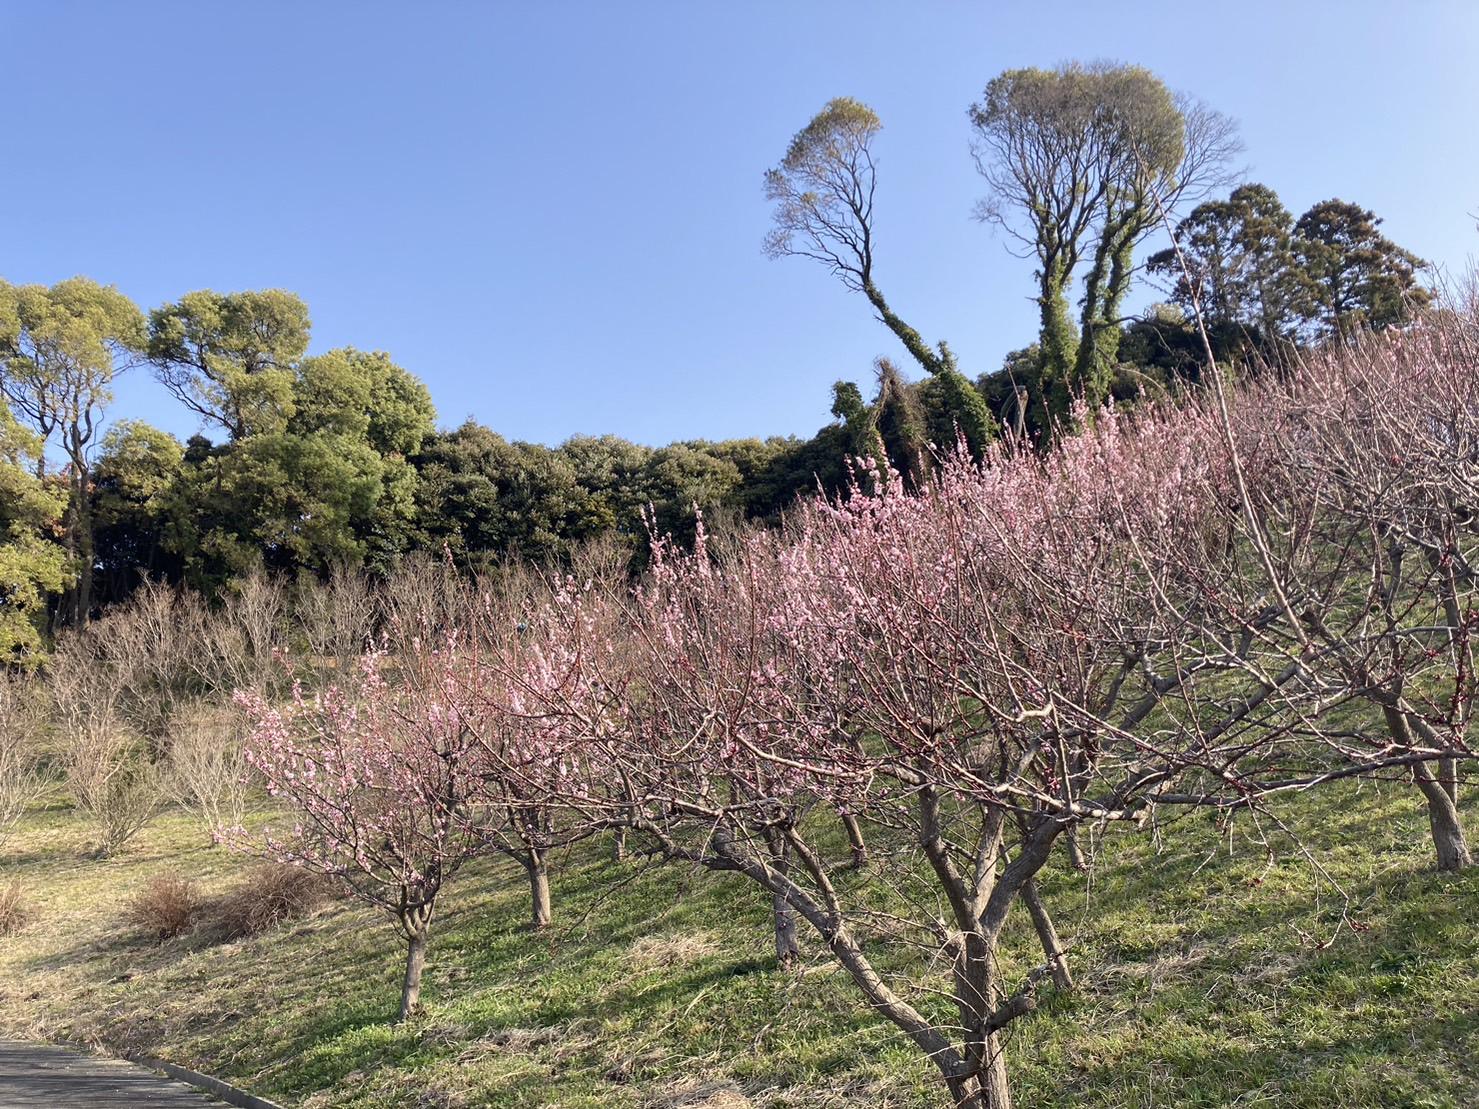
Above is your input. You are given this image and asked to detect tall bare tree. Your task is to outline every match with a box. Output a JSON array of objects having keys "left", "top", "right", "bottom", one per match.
[{"left": 764, "top": 98, "right": 996, "bottom": 454}]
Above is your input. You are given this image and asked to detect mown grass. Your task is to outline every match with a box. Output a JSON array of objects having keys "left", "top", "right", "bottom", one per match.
[{"left": 1, "top": 779, "right": 1476, "bottom": 1107}]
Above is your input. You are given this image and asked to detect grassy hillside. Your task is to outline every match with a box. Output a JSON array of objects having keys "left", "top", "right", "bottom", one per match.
[{"left": 1, "top": 782, "right": 1476, "bottom": 1108}]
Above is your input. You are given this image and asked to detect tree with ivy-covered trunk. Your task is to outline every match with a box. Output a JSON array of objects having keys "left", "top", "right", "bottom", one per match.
[
  {"left": 969, "top": 62, "right": 1239, "bottom": 431},
  {"left": 763, "top": 97, "right": 996, "bottom": 456}
]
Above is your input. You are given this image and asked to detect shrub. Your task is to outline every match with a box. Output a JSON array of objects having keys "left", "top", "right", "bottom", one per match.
[
  {"left": 210, "top": 863, "right": 328, "bottom": 939},
  {"left": 50, "top": 633, "right": 162, "bottom": 856},
  {"left": 0, "top": 678, "right": 46, "bottom": 851},
  {"left": 127, "top": 873, "right": 200, "bottom": 940},
  {"left": 0, "top": 882, "right": 29, "bottom": 936},
  {"left": 165, "top": 703, "right": 253, "bottom": 842}
]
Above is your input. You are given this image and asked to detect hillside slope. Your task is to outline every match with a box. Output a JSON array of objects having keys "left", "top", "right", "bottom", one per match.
[{"left": 1, "top": 783, "right": 1476, "bottom": 1108}]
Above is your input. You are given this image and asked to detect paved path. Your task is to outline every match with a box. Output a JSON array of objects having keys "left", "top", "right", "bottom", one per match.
[{"left": 0, "top": 1041, "right": 219, "bottom": 1106}]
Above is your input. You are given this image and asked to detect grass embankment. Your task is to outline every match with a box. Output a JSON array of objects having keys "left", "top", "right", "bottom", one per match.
[{"left": 1, "top": 783, "right": 1476, "bottom": 1108}]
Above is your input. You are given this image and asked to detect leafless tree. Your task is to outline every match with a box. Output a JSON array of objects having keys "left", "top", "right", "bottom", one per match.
[
  {"left": 198, "top": 571, "right": 291, "bottom": 699},
  {"left": 49, "top": 629, "right": 161, "bottom": 855},
  {"left": 89, "top": 581, "right": 209, "bottom": 753},
  {"left": 293, "top": 565, "right": 378, "bottom": 685},
  {"left": 165, "top": 701, "right": 255, "bottom": 842},
  {"left": 0, "top": 677, "right": 47, "bottom": 849}
]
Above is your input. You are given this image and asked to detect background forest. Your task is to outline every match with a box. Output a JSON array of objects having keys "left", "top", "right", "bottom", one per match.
[{"left": 0, "top": 61, "right": 1436, "bottom": 655}]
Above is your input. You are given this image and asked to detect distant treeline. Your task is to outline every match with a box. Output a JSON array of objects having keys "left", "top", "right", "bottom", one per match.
[{"left": 0, "top": 60, "right": 1435, "bottom": 656}]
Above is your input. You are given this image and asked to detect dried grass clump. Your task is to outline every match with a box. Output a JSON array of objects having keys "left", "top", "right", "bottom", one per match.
[
  {"left": 0, "top": 882, "right": 29, "bottom": 936},
  {"left": 127, "top": 873, "right": 200, "bottom": 940},
  {"left": 210, "top": 863, "right": 328, "bottom": 939}
]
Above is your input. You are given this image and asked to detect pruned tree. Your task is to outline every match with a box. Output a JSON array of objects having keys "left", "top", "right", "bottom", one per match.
[
  {"left": 293, "top": 564, "right": 379, "bottom": 685},
  {"left": 459, "top": 574, "right": 616, "bottom": 928},
  {"left": 88, "top": 580, "right": 210, "bottom": 752},
  {"left": 556, "top": 404, "right": 1253, "bottom": 1109},
  {"left": 49, "top": 627, "right": 162, "bottom": 855},
  {"left": 235, "top": 647, "right": 486, "bottom": 1021},
  {"left": 198, "top": 571, "right": 292, "bottom": 700},
  {"left": 164, "top": 701, "right": 255, "bottom": 843},
  {"left": 1179, "top": 321, "right": 1479, "bottom": 870},
  {"left": 0, "top": 677, "right": 47, "bottom": 848}
]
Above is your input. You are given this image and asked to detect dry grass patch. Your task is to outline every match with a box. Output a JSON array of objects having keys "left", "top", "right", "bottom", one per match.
[
  {"left": 0, "top": 882, "right": 29, "bottom": 936},
  {"left": 628, "top": 930, "right": 721, "bottom": 969},
  {"left": 209, "top": 862, "right": 331, "bottom": 940},
  {"left": 126, "top": 873, "right": 201, "bottom": 940}
]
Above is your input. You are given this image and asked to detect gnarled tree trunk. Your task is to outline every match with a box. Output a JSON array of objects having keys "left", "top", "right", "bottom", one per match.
[
  {"left": 1414, "top": 763, "right": 1471, "bottom": 872},
  {"left": 396, "top": 901, "right": 434, "bottom": 1021},
  {"left": 768, "top": 829, "right": 800, "bottom": 969}
]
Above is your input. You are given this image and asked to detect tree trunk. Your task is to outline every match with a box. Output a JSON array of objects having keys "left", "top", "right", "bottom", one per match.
[
  {"left": 976, "top": 1032, "right": 1013, "bottom": 1109},
  {"left": 1022, "top": 878, "right": 1073, "bottom": 991},
  {"left": 74, "top": 529, "right": 94, "bottom": 626},
  {"left": 611, "top": 825, "right": 627, "bottom": 863},
  {"left": 1415, "top": 763, "right": 1471, "bottom": 871},
  {"left": 526, "top": 851, "right": 552, "bottom": 928},
  {"left": 1440, "top": 756, "right": 1459, "bottom": 805},
  {"left": 63, "top": 437, "right": 95, "bottom": 626},
  {"left": 939, "top": 1033, "right": 1012, "bottom": 1109},
  {"left": 399, "top": 925, "right": 428, "bottom": 1021},
  {"left": 768, "top": 833, "right": 799, "bottom": 969},
  {"left": 773, "top": 888, "right": 799, "bottom": 970},
  {"left": 840, "top": 810, "right": 868, "bottom": 869}
]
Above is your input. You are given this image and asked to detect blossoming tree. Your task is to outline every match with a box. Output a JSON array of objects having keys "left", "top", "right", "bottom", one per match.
[
  {"left": 560, "top": 405, "right": 1256, "bottom": 1109},
  {"left": 236, "top": 646, "right": 485, "bottom": 1020}
]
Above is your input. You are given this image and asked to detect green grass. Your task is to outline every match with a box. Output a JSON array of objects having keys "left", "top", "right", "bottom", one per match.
[{"left": 1, "top": 781, "right": 1477, "bottom": 1107}]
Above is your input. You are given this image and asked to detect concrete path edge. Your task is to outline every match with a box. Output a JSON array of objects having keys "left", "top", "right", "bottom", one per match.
[
  {"left": 128, "top": 1053, "right": 287, "bottom": 1109},
  {"left": 31, "top": 1038, "right": 288, "bottom": 1109}
]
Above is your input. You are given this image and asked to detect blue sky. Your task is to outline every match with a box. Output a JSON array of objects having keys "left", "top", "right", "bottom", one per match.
[{"left": 6, "top": 1, "right": 1477, "bottom": 449}]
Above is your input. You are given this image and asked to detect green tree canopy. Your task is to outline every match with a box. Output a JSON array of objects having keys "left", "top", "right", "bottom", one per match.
[
  {"left": 91, "top": 420, "right": 185, "bottom": 603},
  {"left": 147, "top": 289, "right": 310, "bottom": 439},
  {"left": 292, "top": 347, "right": 436, "bottom": 456},
  {"left": 970, "top": 62, "right": 1239, "bottom": 426},
  {"left": 0, "top": 398, "right": 69, "bottom": 662},
  {"left": 0, "top": 277, "right": 146, "bottom": 623},
  {"left": 1147, "top": 183, "right": 1305, "bottom": 344},
  {"left": 1293, "top": 199, "right": 1431, "bottom": 337},
  {"left": 162, "top": 341, "right": 436, "bottom": 590}
]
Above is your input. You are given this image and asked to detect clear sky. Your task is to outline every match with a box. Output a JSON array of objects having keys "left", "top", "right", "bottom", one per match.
[{"left": 6, "top": 1, "right": 1477, "bottom": 449}]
